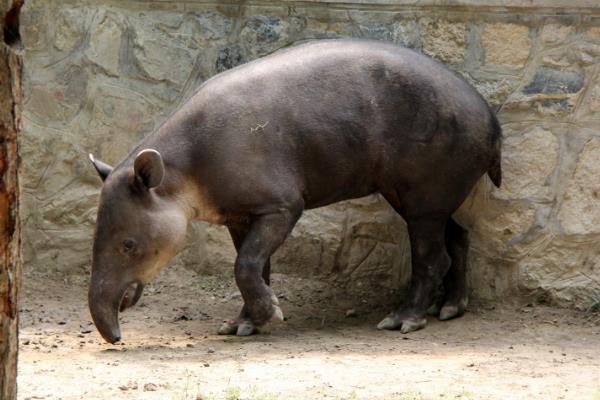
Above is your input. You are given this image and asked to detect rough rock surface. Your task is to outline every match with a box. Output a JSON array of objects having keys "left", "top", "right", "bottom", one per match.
[{"left": 20, "top": 0, "right": 600, "bottom": 309}]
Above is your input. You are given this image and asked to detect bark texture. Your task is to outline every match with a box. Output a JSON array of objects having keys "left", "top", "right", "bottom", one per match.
[{"left": 0, "top": 0, "right": 22, "bottom": 398}]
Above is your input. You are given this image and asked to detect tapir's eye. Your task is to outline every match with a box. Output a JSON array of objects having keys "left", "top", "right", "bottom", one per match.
[{"left": 122, "top": 239, "right": 137, "bottom": 253}]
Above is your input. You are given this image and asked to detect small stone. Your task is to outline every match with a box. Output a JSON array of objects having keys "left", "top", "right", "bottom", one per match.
[
  {"left": 345, "top": 309, "right": 357, "bottom": 318},
  {"left": 203, "top": 363, "right": 210, "bottom": 367},
  {"left": 207, "top": 348, "right": 215, "bottom": 353},
  {"left": 144, "top": 383, "right": 158, "bottom": 392}
]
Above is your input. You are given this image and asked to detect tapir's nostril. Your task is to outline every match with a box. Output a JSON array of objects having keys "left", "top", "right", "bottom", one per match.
[{"left": 119, "top": 281, "right": 145, "bottom": 312}]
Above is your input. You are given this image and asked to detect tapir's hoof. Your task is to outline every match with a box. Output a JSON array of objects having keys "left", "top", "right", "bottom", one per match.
[
  {"left": 439, "top": 299, "right": 467, "bottom": 321},
  {"left": 217, "top": 319, "right": 240, "bottom": 335},
  {"left": 256, "top": 305, "right": 285, "bottom": 334},
  {"left": 236, "top": 320, "right": 257, "bottom": 336},
  {"left": 271, "top": 304, "right": 284, "bottom": 322},
  {"left": 377, "top": 314, "right": 427, "bottom": 333},
  {"left": 376, "top": 316, "right": 398, "bottom": 330},
  {"left": 439, "top": 305, "right": 460, "bottom": 321},
  {"left": 400, "top": 317, "right": 427, "bottom": 333}
]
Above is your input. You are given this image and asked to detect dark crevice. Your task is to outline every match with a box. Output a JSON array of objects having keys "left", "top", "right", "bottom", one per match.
[{"left": 3, "top": 0, "right": 23, "bottom": 47}]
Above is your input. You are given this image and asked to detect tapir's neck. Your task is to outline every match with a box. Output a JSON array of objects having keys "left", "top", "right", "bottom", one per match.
[
  {"left": 143, "top": 156, "right": 225, "bottom": 226},
  {"left": 126, "top": 99, "right": 225, "bottom": 225},
  {"left": 169, "top": 177, "right": 226, "bottom": 225}
]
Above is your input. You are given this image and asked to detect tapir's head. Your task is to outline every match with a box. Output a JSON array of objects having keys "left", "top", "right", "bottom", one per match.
[{"left": 88, "top": 149, "right": 188, "bottom": 344}]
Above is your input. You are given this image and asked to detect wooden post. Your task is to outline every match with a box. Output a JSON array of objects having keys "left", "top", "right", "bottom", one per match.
[{"left": 0, "top": 0, "right": 23, "bottom": 398}]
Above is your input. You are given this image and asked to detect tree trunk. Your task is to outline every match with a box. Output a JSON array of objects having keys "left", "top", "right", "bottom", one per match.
[{"left": 0, "top": 0, "right": 22, "bottom": 398}]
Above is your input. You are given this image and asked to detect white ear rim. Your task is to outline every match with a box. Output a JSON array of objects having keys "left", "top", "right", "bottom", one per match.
[{"left": 134, "top": 149, "right": 164, "bottom": 189}]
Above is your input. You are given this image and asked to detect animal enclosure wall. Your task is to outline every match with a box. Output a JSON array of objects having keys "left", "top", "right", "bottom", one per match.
[{"left": 20, "top": 0, "right": 600, "bottom": 309}]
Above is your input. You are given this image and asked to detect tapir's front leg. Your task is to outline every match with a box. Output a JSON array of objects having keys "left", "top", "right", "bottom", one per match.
[
  {"left": 221, "top": 207, "right": 302, "bottom": 335},
  {"left": 218, "top": 226, "right": 272, "bottom": 336}
]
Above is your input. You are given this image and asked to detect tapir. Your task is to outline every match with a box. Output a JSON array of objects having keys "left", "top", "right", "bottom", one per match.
[{"left": 88, "top": 39, "right": 502, "bottom": 344}]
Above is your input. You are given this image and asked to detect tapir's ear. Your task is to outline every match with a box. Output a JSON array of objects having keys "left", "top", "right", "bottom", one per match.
[
  {"left": 133, "top": 149, "right": 164, "bottom": 189},
  {"left": 89, "top": 154, "right": 113, "bottom": 182}
]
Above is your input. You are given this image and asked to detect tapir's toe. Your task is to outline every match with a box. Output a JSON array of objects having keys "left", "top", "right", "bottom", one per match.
[
  {"left": 377, "top": 315, "right": 401, "bottom": 330},
  {"left": 377, "top": 313, "right": 427, "bottom": 333},
  {"left": 236, "top": 320, "right": 257, "bottom": 336},
  {"left": 439, "top": 299, "right": 467, "bottom": 321},
  {"left": 217, "top": 319, "right": 239, "bottom": 335},
  {"left": 400, "top": 317, "right": 427, "bottom": 333},
  {"left": 439, "top": 305, "right": 460, "bottom": 321},
  {"left": 271, "top": 305, "right": 284, "bottom": 322}
]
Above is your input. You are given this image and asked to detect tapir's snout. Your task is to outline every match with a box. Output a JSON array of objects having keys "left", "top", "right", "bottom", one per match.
[{"left": 88, "top": 275, "right": 144, "bottom": 344}]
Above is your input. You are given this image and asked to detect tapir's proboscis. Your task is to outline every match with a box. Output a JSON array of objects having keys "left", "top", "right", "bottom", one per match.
[{"left": 88, "top": 39, "right": 502, "bottom": 344}]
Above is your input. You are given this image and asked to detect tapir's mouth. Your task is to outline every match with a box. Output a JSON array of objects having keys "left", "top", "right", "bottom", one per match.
[{"left": 119, "top": 281, "right": 144, "bottom": 312}]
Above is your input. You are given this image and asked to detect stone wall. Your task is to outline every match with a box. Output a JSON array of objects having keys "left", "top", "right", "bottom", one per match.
[{"left": 20, "top": 0, "right": 600, "bottom": 309}]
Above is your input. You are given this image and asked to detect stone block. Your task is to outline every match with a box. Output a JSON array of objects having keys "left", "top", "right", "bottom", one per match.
[
  {"left": 559, "top": 137, "right": 600, "bottom": 235},
  {"left": 541, "top": 24, "right": 575, "bottom": 44},
  {"left": 20, "top": 1, "right": 48, "bottom": 52},
  {"left": 215, "top": 45, "right": 245, "bottom": 73},
  {"left": 523, "top": 67, "right": 584, "bottom": 95},
  {"left": 88, "top": 85, "right": 158, "bottom": 162},
  {"left": 578, "top": 82, "right": 600, "bottom": 119},
  {"left": 85, "top": 12, "right": 123, "bottom": 76},
  {"left": 239, "top": 15, "right": 293, "bottom": 58},
  {"left": 130, "top": 13, "right": 202, "bottom": 86},
  {"left": 482, "top": 23, "right": 531, "bottom": 68},
  {"left": 463, "top": 74, "right": 519, "bottom": 109},
  {"left": 420, "top": 18, "right": 466, "bottom": 64},
  {"left": 391, "top": 19, "right": 420, "bottom": 49},
  {"left": 54, "top": 7, "right": 94, "bottom": 53},
  {"left": 585, "top": 26, "right": 600, "bottom": 42},
  {"left": 518, "top": 240, "right": 600, "bottom": 309},
  {"left": 495, "top": 127, "right": 558, "bottom": 201}
]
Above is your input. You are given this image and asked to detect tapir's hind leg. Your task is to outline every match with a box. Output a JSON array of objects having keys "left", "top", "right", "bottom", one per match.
[
  {"left": 427, "top": 218, "right": 470, "bottom": 320},
  {"left": 439, "top": 218, "right": 469, "bottom": 320},
  {"left": 377, "top": 213, "right": 451, "bottom": 333},
  {"left": 218, "top": 226, "right": 273, "bottom": 336}
]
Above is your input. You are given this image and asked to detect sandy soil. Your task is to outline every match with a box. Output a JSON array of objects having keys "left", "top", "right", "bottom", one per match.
[{"left": 18, "top": 265, "right": 600, "bottom": 400}]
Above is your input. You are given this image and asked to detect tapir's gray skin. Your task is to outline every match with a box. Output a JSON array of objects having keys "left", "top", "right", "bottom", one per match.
[{"left": 88, "top": 39, "right": 502, "bottom": 344}]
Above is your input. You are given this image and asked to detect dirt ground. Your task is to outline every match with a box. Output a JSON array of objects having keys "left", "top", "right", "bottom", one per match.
[{"left": 18, "top": 265, "right": 600, "bottom": 400}]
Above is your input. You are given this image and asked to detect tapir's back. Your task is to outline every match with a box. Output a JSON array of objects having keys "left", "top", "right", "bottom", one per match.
[{"left": 149, "top": 39, "right": 500, "bottom": 211}]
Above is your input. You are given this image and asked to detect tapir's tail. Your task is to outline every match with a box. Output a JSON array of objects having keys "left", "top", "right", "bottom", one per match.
[{"left": 487, "top": 112, "right": 502, "bottom": 188}]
